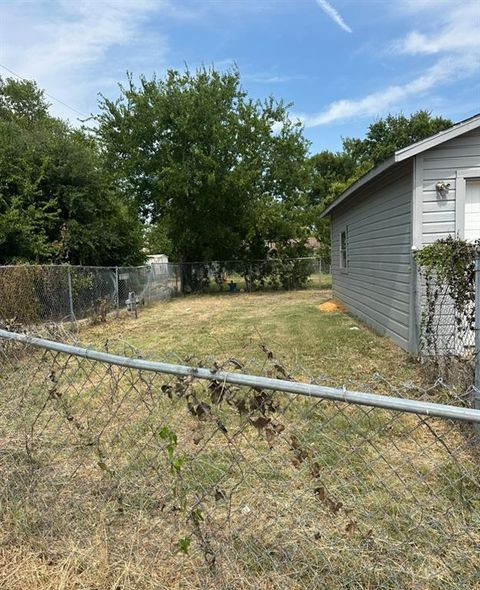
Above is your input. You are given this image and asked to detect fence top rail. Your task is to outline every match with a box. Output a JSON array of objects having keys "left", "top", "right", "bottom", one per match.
[
  {"left": 178, "top": 256, "right": 325, "bottom": 265},
  {"left": 0, "top": 258, "right": 323, "bottom": 271},
  {"left": 1, "top": 329, "right": 479, "bottom": 424}
]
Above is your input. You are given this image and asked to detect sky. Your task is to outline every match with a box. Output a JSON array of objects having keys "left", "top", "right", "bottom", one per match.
[{"left": 0, "top": 0, "right": 479, "bottom": 153}]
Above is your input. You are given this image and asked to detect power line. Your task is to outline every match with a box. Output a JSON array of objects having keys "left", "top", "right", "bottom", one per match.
[{"left": 0, "top": 63, "right": 89, "bottom": 118}]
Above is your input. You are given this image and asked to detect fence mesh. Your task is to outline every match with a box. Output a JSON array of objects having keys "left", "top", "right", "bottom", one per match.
[
  {"left": 416, "top": 248, "right": 476, "bottom": 386},
  {"left": 0, "top": 331, "right": 478, "bottom": 589},
  {"left": 0, "top": 263, "right": 181, "bottom": 326},
  {"left": 0, "top": 258, "right": 331, "bottom": 327},
  {"left": 180, "top": 257, "right": 331, "bottom": 294}
]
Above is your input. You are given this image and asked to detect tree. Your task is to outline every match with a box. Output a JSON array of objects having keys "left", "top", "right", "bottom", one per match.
[
  {"left": 309, "top": 111, "right": 454, "bottom": 255},
  {"left": 343, "top": 110, "right": 452, "bottom": 168},
  {"left": 0, "top": 77, "right": 144, "bottom": 265},
  {"left": 95, "top": 68, "right": 311, "bottom": 265}
]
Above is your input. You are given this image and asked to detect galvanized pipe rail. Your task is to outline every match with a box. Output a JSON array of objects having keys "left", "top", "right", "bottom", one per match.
[{"left": 2, "top": 329, "right": 480, "bottom": 424}]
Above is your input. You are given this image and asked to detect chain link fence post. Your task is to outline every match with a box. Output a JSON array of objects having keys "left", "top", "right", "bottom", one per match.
[
  {"left": 67, "top": 266, "right": 76, "bottom": 331},
  {"left": 474, "top": 249, "right": 480, "bottom": 434},
  {"left": 115, "top": 267, "right": 120, "bottom": 318}
]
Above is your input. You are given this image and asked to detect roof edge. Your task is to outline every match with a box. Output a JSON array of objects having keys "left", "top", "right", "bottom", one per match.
[
  {"left": 320, "top": 112, "right": 480, "bottom": 218},
  {"left": 320, "top": 156, "right": 396, "bottom": 218}
]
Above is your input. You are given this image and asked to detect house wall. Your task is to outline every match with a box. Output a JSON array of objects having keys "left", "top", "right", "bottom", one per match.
[
  {"left": 412, "top": 128, "right": 480, "bottom": 355},
  {"left": 331, "top": 161, "right": 413, "bottom": 352},
  {"left": 414, "top": 128, "right": 480, "bottom": 245}
]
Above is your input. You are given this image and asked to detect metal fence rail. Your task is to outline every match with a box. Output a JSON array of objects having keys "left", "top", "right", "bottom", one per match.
[
  {"left": 1, "top": 329, "right": 479, "bottom": 589},
  {"left": 2, "top": 329, "right": 479, "bottom": 424}
]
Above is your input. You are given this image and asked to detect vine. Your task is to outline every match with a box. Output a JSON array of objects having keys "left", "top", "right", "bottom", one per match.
[{"left": 414, "top": 236, "right": 478, "bottom": 353}]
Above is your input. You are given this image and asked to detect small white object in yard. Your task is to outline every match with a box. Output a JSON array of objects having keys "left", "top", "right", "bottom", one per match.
[
  {"left": 349, "top": 326, "right": 360, "bottom": 331},
  {"left": 241, "top": 505, "right": 251, "bottom": 515}
]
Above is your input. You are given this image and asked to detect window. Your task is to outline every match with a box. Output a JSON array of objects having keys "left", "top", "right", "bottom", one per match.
[
  {"left": 340, "top": 228, "right": 348, "bottom": 270},
  {"left": 465, "top": 179, "right": 480, "bottom": 242}
]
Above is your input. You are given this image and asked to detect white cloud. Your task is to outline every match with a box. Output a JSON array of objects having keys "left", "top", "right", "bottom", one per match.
[
  {"left": 393, "top": 2, "right": 480, "bottom": 55},
  {"left": 315, "top": 0, "right": 352, "bottom": 33},
  {"left": 299, "top": 55, "right": 477, "bottom": 127},
  {"left": 301, "top": 0, "right": 480, "bottom": 127},
  {"left": 0, "top": 0, "right": 171, "bottom": 121}
]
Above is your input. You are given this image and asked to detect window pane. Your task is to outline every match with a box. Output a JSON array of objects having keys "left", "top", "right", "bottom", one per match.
[
  {"left": 340, "top": 229, "right": 347, "bottom": 269},
  {"left": 465, "top": 179, "right": 480, "bottom": 241}
]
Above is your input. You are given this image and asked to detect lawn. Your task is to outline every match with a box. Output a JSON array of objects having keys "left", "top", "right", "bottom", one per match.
[
  {"left": 1, "top": 288, "right": 478, "bottom": 589},
  {"left": 81, "top": 288, "right": 419, "bottom": 387}
]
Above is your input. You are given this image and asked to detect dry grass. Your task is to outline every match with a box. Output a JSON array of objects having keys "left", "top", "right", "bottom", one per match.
[
  {"left": 1, "top": 290, "right": 479, "bottom": 589},
  {"left": 80, "top": 289, "right": 421, "bottom": 386}
]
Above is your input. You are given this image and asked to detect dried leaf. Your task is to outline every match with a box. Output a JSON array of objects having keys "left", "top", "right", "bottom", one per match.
[
  {"left": 265, "top": 428, "right": 276, "bottom": 449},
  {"left": 261, "top": 344, "right": 274, "bottom": 359},
  {"left": 345, "top": 520, "right": 357, "bottom": 535},
  {"left": 314, "top": 486, "right": 326, "bottom": 501},
  {"left": 210, "top": 361, "right": 222, "bottom": 374},
  {"left": 290, "top": 435, "right": 301, "bottom": 449},
  {"left": 271, "top": 422, "right": 285, "bottom": 434},
  {"left": 273, "top": 363, "right": 291, "bottom": 380},
  {"left": 216, "top": 419, "right": 228, "bottom": 434},
  {"left": 233, "top": 398, "right": 248, "bottom": 415},
  {"left": 250, "top": 416, "right": 271, "bottom": 431},
  {"left": 327, "top": 499, "right": 343, "bottom": 514},
  {"left": 310, "top": 462, "right": 321, "bottom": 478},
  {"left": 209, "top": 380, "right": 226, "bottom": 404}
]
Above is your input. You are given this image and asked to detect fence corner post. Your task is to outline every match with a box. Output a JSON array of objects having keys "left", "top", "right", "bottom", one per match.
[{"left": 474, "top": 248, "right": 480, "bottom": 434}]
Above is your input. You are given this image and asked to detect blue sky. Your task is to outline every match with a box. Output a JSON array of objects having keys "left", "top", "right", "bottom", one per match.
[{"left": 0, "top": 0, "right": 479, "bottom": 153}]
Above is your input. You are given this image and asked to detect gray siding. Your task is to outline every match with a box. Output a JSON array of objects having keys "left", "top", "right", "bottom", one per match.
[
  {"left": 419, "top": 128, "right": 480, "bottom": 244},
  {"left": 331, "top": 161, "right": 413, "bottom": 351}
]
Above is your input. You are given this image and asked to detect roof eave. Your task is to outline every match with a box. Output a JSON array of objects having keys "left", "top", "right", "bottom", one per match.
[
  {"left": 320, "top": 112, "right": 480, "bottom": 218},
  {"left": 319, "top": 155, "right": 396, "bottom": 218}
]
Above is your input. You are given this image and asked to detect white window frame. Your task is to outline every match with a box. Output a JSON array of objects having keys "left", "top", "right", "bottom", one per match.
[
  {"left": 455, "top": 168, "right": 480, "bottom": 239},
  {"left": 339, "top": 226, "right": 348, "bottom": 272}
]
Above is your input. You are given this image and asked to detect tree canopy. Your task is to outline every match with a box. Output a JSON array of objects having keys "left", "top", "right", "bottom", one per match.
[
  {"left": 95, "top": 68, "right": 312, "bottom": 263},
  {"left": 0, "top": 77, "right": 144, "bottom": 266},
  {"left": 309, "top": 111, "right": 453, "bottom": 252},
  {"left": 0, "top": 72, "right": 456, "bottom": 267}
]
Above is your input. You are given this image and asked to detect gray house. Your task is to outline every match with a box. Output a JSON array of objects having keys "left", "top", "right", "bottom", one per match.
[{"left": 321, "top": 114, "right": 480, "bottom": 353}]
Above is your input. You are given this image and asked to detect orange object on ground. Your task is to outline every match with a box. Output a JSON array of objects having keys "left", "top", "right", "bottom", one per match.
[{"left": 318, "top": 299, "right": 347, "bottom": 313}]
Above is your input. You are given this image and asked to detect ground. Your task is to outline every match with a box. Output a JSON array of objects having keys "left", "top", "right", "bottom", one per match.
[
  {"left": 81, "top": 289, "right": 420, "bottom": 386},
  {"left": 1, "top": 288, "right": 478, "bottom": 589}
]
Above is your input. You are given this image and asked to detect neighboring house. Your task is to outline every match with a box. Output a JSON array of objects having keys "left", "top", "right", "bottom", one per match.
[
  {"left": 147, "top": 254, "right": 169, "bottom": 265},
  {"left": 321, "top": 114, "right": 480, "bottom": 354}
]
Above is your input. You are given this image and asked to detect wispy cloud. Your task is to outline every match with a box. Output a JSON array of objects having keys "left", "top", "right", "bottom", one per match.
[
  {"left": 300, "top": 0, "right": 480, "bottom": 127},
  {"left": 315, "top": 0, "right": 352, "bottom": 33},
  {"left": 0, "top": 0, "right": 172, "bottom": 120},
  {"left": 299, "top": 55, "right": 477, "bottom": 127}
]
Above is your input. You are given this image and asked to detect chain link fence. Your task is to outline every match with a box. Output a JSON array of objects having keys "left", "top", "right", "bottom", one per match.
[
  {"left": 0, "top": 263, "right": 181, "bottom": 326},
  {"left": 0, "top": 328, "right": 478, "bottom": 589},
  {"left": 415, "top": 246, "right": 477, "bottom": 388},
  {"left": 0, "top": 258, "right": 331, "bottom": 327},
  {"left": 180, "top": 257, "right": 331, "bottom": 294}
]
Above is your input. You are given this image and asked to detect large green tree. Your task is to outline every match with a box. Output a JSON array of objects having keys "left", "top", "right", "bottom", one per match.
[
  {"left": 0, "top": 77, "right": 144, "bottom": 265},
  {"left": 95, "top": 68, "right": 311, "bottom": 263}
]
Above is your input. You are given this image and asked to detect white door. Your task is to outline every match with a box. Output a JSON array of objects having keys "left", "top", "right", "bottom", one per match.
[
  {"left": 461, "top": 179, "right": 480, "bottom": 350},
  {"left": 465, "top": 179, "right": 480, "bottom": 241}
]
